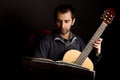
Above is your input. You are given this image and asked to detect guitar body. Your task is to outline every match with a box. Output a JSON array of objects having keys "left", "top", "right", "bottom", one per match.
[{"left": 62, "top": 49, "right": 94, "bottom": 71}]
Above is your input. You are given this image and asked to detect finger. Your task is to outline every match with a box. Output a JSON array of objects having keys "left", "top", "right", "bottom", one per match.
[
  {"left": 95, "top": 38, "right": 103, "bottom": 44},
  {"left": 97, "top": 38, "right": 103, "bottom": 42}
]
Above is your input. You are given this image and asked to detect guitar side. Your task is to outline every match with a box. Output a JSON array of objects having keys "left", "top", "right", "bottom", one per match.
[{"left": 62, "top": 49, "right": 94, "bottom": 71}]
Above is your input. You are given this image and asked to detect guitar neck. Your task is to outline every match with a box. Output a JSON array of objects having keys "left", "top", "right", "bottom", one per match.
[{"left": 75, "top": 22, "right": 107, "bottom": 65}]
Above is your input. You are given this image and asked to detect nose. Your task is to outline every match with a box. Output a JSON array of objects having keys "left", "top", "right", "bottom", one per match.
[{"left": 61, "top": 21, "right": 65, "bottom": 28}]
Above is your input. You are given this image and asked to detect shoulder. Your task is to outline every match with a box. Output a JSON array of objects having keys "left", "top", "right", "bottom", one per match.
[
  {"left": 72, "top": 33, "right": 85, "bottom": 43},
  {"left": 40, "top": 32, "right": 55, "bottom": 42}
]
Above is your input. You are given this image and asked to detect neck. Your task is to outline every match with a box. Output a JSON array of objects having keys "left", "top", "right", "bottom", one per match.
[{"left": 60, "top": 32, "right": 71, "bottom": 40}]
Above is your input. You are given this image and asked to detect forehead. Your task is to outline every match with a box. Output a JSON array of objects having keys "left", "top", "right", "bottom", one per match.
[{"left": 57, "top": 11, "right": 72, "bottom": 20}]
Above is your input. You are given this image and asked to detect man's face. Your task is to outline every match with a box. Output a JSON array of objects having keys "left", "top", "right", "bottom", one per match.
[{"left": 55, "top": 11, "right": 75, "bottom": 34}]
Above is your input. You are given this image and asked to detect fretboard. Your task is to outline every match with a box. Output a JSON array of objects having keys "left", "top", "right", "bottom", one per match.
[{"left": 75, "top": 22, "right": 107, "bottom": 65}]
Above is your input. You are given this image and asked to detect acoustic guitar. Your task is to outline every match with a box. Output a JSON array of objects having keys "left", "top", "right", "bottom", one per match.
[{"left": 62, "top": 8, "right": 116, "bottom": 71}]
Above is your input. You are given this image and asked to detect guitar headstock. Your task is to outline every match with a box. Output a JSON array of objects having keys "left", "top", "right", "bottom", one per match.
[{"left": 101, "top": 8, "right": 116, "bottom": 25}]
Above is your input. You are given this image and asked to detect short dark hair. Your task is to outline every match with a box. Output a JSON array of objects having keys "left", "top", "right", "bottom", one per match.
[{"left": 53, "top": 4, "right": 75, "bottom": 20}]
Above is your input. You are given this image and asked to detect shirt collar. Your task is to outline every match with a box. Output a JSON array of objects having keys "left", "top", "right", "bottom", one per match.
[{"left": 54, "top": 32, "right": 76, "bottom": 40}]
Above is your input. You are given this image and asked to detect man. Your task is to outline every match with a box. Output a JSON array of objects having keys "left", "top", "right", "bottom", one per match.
[{"left": 33, "top": 4, "right": 103, "bottom": 67}]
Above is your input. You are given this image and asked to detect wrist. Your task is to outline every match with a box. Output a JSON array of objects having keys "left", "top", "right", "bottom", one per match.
[{"left": 96, "top": 52, "right": 101, "bottom": 57}]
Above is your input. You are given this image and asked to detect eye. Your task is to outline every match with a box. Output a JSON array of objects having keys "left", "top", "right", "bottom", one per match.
[
  {"left": 65, "top": 20, "right": 70, "bottom": 23},
  {"left": 56, "top": 19, "right": 62, "bottom": 23}
]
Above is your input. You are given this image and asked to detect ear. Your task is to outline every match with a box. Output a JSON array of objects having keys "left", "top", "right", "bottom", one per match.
[{"left": 72, "top": 18, "right": 75, "bottom": 25}]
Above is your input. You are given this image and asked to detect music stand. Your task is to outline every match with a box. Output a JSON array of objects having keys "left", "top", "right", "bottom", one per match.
[{"left": 22, "top": 57, "right": 95, "bottom": 80}]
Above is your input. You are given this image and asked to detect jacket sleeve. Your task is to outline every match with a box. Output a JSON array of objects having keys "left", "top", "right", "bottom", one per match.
[
  {"left": 88, "top": 49, "right": 102, "bottom": 65},
  {"left": 33, "top": 36, "right": 50, "bottom": 58}
]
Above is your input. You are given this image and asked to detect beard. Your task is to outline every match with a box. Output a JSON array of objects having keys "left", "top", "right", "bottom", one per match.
[{"left": 58, "top": 28, "right": 70, "bottom": 35}]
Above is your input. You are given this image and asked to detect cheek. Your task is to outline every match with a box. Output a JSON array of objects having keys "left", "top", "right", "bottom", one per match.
[
  {"left": 68, "top": 23, "right": 73, "bottom": 27},
  {"left": 65, "top": 24, "right": 72, "bottom": 30},
  {"left": 56, "top": 23, "right": 61, "bottom": 28}
]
